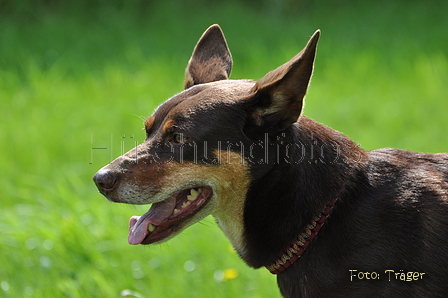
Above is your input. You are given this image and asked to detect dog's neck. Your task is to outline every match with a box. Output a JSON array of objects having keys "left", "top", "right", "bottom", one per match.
[
  {"left": 241, "top": 116, "right": 367, "bottom": 269},
  {"left": 265, "top": 196, "right": 339, "bottom": 274}
]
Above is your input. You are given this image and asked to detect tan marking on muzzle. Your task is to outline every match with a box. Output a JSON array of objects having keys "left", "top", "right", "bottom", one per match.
[
  {"left": 155, "top": 150, "right": 250, "bottom": 254},
  {"left": 99, "top": 144, "right": 250, "bottom": 253}
]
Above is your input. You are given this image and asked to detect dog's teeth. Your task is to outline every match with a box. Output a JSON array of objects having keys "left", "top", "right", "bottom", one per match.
[
  {"left": 173, "top": 208, "right": 181, "bottom": 214},
  {"left": 187, "top": 194, "right": 196, "bottom": 201},
  {"left": 190, "top": 188, "right": 199, "bottom": 197},
  {"left": 182, "top": 201, "right": 191, "bottom": 208},
  {"left": 188, "top": 188, "right": 200, "bottom": 201},
  {"left": 148, "top": 224, "right": 156, "bottom": 232}
]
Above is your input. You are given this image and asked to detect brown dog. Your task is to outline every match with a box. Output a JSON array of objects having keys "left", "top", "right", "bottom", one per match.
[{"left": 93, "top": 25, "right": 448, "bottom": 297}]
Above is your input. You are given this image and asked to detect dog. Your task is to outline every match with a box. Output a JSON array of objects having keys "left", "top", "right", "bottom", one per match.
[{"left": 93, "top": 24, "right": 448, "bottom": 297}]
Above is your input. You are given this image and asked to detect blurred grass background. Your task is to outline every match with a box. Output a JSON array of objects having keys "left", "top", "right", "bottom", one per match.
[{"left": 1, "top": 0, "right": 447, "bottom": 297}]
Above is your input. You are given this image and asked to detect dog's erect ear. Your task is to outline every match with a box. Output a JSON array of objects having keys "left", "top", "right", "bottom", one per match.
[
  {"left": 184, "top": 24, "right": 232, "bottom": 89},
  {"left": 248, "top": 30, "right": 320, "bottom": 134}
]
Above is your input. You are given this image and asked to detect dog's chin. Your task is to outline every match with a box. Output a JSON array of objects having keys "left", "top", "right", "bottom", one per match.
[{"left": 128, "top": 186, "right": 214, "bottom": 245}]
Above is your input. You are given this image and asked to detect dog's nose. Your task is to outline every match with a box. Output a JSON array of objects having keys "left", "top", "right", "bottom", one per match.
[{"left": 93, "top": 169, "right": 119, "bottom": 195}]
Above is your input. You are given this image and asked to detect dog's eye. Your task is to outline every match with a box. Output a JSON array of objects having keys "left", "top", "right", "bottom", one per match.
[{"left": 173, "top": 133, "right": 188, "bottom": 143}]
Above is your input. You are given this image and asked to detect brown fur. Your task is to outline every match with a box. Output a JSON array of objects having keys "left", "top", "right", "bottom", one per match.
[
  {"left": 94, "top": 25, "right": 448, "bottom": 297},
  {"left": 161, "top": 119, "right": 176, "bottom": 134}
]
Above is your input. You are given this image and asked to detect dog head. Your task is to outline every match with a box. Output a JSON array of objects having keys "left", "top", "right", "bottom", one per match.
[{"left": 93, "top": 24, "right": 320, "bottom": 254}]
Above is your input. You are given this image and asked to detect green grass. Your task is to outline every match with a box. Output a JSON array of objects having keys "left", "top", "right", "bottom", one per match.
[{"left": 1, "top": 1, "right": 448, "bottom": 297}]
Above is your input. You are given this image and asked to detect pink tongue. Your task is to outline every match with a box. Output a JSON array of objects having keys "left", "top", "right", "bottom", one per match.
[{"left": 128, "top": 196, "right": 177, "bottom": 245}]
